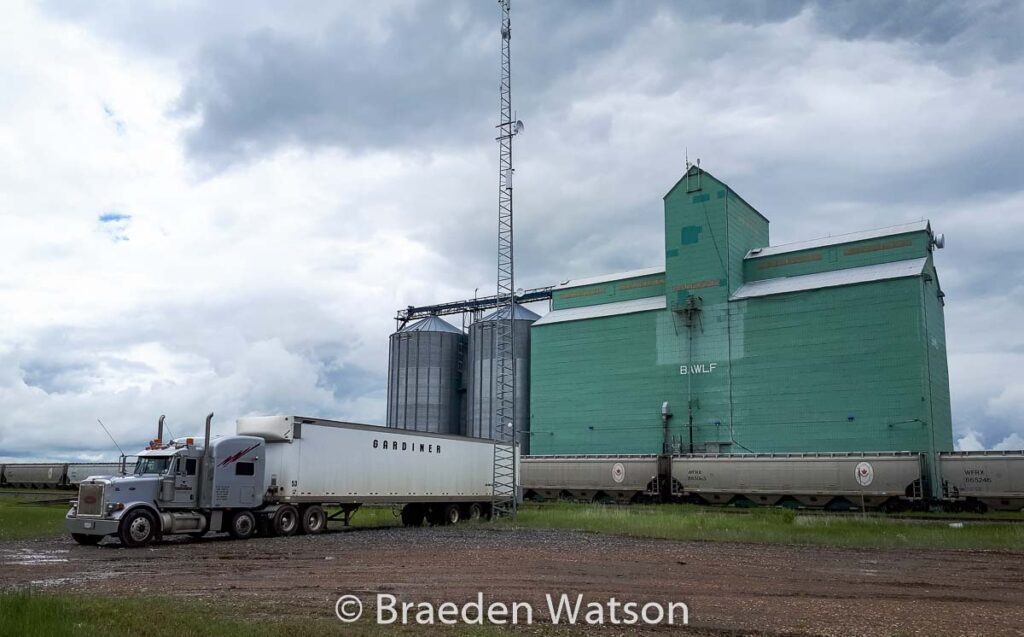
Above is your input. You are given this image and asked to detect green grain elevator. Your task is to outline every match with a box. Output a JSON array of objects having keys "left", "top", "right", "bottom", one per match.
[{"left": 530, "top": 166, "right": 952, "bottom": 488}]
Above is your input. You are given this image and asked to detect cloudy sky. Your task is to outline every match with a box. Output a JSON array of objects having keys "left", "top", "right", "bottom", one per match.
[{"left": 1, "top": 0, "right": 1022, "bottom": 462}]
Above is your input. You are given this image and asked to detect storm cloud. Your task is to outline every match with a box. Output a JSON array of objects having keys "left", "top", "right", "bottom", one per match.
[{"left": 1, "top": 0, "right": 1021, "bottom": 460}]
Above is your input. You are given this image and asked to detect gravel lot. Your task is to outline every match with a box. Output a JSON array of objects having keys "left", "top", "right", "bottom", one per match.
[{"left": 1, "top": 526, "right": 1022, "bottom": 636}]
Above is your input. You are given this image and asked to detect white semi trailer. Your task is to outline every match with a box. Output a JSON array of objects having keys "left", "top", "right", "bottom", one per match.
[{"left": 66, "top": 414, "right": 509, "bottom": 547}]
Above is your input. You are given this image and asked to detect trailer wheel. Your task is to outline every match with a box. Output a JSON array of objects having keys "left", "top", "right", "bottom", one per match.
[
  {"left": 229, "top": 511, "right": 257, "bottom": 540},
  {"left": 118, "top": 509, "right": 157, "bottom": 548},
  {"left": 271, "top": 505, "right": 299, "bottom": 536},
  {"left": 401, "top": 504, "right": 424, "bottom": 527},
  {"left": 442, "top": 504, "right": 461, "bottom": 526},
  {"left": 425, "top": 506, "right": 444, "bottom": 526},
  {"left": 301, "top": 505, "right": 326, "bottom": 534},
  {"left": 71, "top": 533, "right": 103, "bottom": 546},
  {"left": 465, "top": 503, "right": 483, "bottom": 521}
]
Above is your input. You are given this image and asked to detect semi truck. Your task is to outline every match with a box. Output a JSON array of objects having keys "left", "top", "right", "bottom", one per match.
[{"left": 66, "top": 414, "right": 510, "bottom": 547}]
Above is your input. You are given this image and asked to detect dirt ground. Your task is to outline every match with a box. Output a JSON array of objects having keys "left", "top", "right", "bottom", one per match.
[{"left": 1, "top": 526, "right": 1022, "bottom": 636}]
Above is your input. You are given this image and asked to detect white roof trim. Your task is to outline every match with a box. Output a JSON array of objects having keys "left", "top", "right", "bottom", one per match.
[
  {"left": 553, "top": 266, "right": 664, "bottom": 290},
  {"left": 533, "top": 296, "right": 666, "bottom": 326},
  {"left": 731, "top": 257, "right": 928, "bottom": 301},
  {"left": 745, "top": 221, "right": 930, "bottom": 259}
]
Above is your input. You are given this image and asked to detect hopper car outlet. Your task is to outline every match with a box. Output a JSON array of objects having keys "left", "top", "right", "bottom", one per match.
[{"left": 63, "top": 415, "right": 510, "bottom": 547}]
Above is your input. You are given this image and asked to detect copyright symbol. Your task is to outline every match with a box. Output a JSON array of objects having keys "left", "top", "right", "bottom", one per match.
[{"left": 335, "top": 595, "right": 363, "bottom": 623}]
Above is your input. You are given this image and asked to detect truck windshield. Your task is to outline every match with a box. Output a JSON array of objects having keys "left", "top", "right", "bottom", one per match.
[{"left": 134, "top": 457, "right": 172, "bottom": 475}]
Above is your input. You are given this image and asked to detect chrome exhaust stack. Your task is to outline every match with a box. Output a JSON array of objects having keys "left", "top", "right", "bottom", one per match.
[{"left": 196, "top": 413, "right": 214, "bottom": 509}]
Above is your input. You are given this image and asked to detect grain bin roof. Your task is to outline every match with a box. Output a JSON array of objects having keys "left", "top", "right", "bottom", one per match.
[
  {"left": 399, "top": 316, "right": 462, "bottom": 333},
  {"left": 481, "top": 304, "right": 541, "bottom": 322},
  {"left": 730, "top": 257, "right": 928, "bottom": 300}
]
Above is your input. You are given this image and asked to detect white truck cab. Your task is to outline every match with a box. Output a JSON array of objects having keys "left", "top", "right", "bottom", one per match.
[{"left": 67, "top": 414, "right": 266, "bottom": 546}]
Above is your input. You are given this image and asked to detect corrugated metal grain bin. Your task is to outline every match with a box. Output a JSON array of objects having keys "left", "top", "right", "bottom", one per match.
[
  {"left": 386, "top": 316, "right": 465, "bottom": 435},
  {"left": 465, "top": 304, "right": 538, "bottom": 450}
]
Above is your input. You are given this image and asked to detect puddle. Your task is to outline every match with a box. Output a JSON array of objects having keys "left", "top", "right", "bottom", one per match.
[
  {"left": 1, "top": 548, "right": 70, "bottom": 566},
  {"left": 30, "top": 571, "right": 124, "bottom": 589}
]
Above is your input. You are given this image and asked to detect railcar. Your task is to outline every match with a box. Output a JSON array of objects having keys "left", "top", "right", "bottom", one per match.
[
  {"left": 940, "top": 451, "right": 1024, "bottom": 512},
  {"left": 520, "top": 455, "right": 662, "bottom": 503},
  {"left": 66, "top": 463, "right": 127, "bottom": 486},
  {"left": 2, "top": 463, "right": 68, "bottom": 488},
  {"left": 672, "top": 452, "right": 925, "bottom": 510}
]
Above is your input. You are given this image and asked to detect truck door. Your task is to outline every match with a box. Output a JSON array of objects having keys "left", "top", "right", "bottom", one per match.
[
  {"left": 231, "top": 459, "right": 259, "bottom": 506},
  {"left": 173, "top": 457, "right": 198, "bottom": 506}
]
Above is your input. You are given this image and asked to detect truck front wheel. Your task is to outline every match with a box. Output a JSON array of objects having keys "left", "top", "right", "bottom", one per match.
[
  {"left": 229, "top": 511, "right": 256, "bottom": 540},
  {"left": 119, "top": 509, "right": 157, "bottom": 548},
  {"left": 71, "top": 533, "right": 103, "bottom": 546}
]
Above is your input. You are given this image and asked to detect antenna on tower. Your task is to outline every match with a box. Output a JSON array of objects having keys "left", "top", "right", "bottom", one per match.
[{"left": 492, "top": 0, "right": 521, "bottom": 518}]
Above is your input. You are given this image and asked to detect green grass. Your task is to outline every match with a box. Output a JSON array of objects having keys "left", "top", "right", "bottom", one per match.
[
  {"left": 501, "top": 502, "right": 1024, "bottom": 551},
  {"left": 344, "top": 505, "right": 404, "bottom": 528},
  {"left": 0, "top": 590, "right": 522, "bottom": 637},
  {"left": 1, "top": 494, "right": 1021, "bottom": 552},
  {"left": 0, "top": 497, "right": 68, "bottom": 540}
]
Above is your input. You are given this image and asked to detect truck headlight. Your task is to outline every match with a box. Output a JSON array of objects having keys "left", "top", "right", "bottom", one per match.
[{"left": 105, "top": 502, "right": 125, "bottom": 514}]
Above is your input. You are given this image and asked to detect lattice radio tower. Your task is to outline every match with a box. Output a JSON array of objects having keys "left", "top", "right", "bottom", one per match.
[{"left": 492, "top": 0, "right": 523, "bottom": 517}]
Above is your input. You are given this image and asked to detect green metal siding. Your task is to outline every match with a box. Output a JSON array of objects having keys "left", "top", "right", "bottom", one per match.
[
  {"left": 726, "top": 191, "right": 770, "bottom": 295},
  {"left": 727, "top": 278, "right": 935, "bottom": 454},
  {"left": 530, "top": 276, "right": 945, "bottom": 458},
  {"left": 922, "top": 262, "right": 953, "bottom": 452},
  {"left": 552, "top": 272, "right": 665, "bottom": 310},
  {"left": 529, "top": 309, "right": 676, "bottom": 454},
  {"left": 744, "top": 231, "right": 931, "bottom": 282},
  {"left": 664, "top": 176, "right": 729, "bottom": 311}
]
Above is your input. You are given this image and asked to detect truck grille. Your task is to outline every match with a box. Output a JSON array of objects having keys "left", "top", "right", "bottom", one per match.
[{"left": 77, "top": 483, "right": 104, "bottom": 516}]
